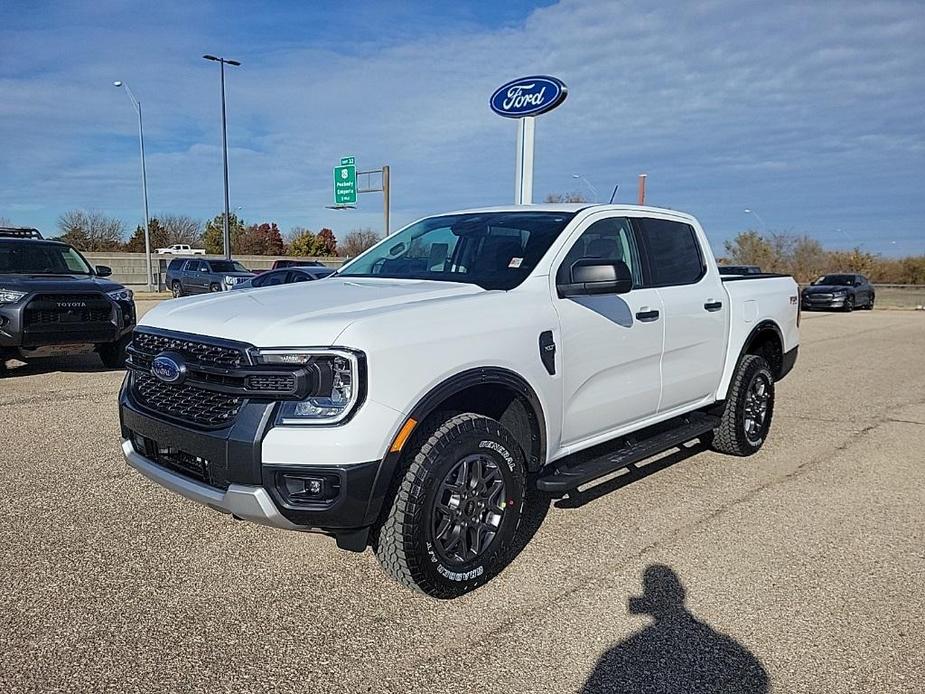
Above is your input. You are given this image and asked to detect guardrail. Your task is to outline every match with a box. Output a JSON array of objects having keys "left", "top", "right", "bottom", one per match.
[{"left": 83, "top": 252, "right": 346, "bottom": 289}]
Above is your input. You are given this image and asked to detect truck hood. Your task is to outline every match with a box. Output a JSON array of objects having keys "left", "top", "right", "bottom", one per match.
[
  {"left": 0, "top": 273, "right": 126, "bottom": 294},
  {"left": 139, "top": 277, "right": 485, "bottom": 346}
]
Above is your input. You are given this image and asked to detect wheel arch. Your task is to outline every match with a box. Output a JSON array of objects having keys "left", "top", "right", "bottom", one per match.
[
  {"left": 740, "top": 320, "right": 785, "bottom": 379},
  {"left": 403, "top": 367, "right": 547, "bottom": 471},
  {"left": 361, "top": 367, "right": 548, "bottom": 528}
]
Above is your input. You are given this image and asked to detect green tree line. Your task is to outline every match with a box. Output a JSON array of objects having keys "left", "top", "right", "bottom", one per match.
[{"left": 45, "top": 209, "right": 382, "bottom": 258}]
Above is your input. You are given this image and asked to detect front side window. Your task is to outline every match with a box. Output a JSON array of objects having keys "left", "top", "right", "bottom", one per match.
[
  {"left": 556, "top": 217, "right": 642, "bottom": 287},
  {"left": 338, "top": 211, "right": 576, "bottom": 290},
  {"left": 637, "top": 218, "right": 704, "bottom": 286},
  {"left": 0, "top": 241, "right": 93, "bottom": 275}
]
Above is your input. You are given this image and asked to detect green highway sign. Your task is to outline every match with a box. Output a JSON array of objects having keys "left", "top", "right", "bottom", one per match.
[{"left": 333, "top": 162, "right": 357, "bottom": 205}]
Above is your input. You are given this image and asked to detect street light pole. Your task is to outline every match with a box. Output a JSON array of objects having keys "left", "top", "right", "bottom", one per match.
[
  {"left": 571, "top": 173, "right": 599, "bottom": 202},
  {"left": 744, "top": 208, "right": 766, "bottom": 229},
  {"left": 113, "top": 81, "right": 153, "bottom": 292},
  {"left": 203, "top": 55, "right": 241, "bottom": 260}
]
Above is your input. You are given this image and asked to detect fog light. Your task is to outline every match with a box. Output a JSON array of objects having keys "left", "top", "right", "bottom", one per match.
[{"left": 279, "top": 473, "right": 340, "bottom": 504}]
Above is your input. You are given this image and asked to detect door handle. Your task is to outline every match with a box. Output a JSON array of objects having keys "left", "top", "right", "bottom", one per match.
[
  {"left": 704, "top": 301, "right": 723, "bottom": 312},
  {"left": 635, "top": 309, "right": 660, "bottom": 322}
]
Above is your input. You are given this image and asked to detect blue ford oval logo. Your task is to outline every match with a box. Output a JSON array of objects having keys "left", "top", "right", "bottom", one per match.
[
  {"left": 490, "top": 75, "right": 568, "bottom": 118},
  {"left": 151, "top": 353, "right": 186, "bottom": 384}
]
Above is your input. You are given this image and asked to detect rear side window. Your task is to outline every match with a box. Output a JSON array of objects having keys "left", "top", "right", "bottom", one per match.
[{"left": 636, "top": 218, "right": 704, "bottom": 286}]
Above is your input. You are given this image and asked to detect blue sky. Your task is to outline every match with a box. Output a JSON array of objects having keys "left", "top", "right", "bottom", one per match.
[{"left": 1, "top": 0, "right": 923, "bottom": 256}]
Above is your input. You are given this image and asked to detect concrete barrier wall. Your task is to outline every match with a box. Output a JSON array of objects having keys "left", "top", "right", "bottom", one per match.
[{"left": 83, "top": 252, "right": 346, "bottom": 289}]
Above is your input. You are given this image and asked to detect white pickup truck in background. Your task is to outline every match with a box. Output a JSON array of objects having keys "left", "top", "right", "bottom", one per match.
[
  {"left": 119, "top": 204, "right": 799, "bottom": 598},
  {"left": 155, "top": 244, "right": 205, "bottom": 255}
]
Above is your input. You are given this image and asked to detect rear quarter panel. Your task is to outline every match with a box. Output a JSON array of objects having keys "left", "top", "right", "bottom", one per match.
[{"left": 717, "top": 276, "right": 800, "bottom": 399}]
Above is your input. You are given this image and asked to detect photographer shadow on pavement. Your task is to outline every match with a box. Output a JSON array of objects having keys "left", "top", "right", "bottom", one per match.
[{"left": 582, "top": 564, "right": 769, "bottom": 694}]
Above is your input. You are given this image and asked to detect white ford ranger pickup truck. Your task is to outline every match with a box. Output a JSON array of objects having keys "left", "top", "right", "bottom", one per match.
[{"left": 119, "top": 204, "right": 799, "bottom": 598}]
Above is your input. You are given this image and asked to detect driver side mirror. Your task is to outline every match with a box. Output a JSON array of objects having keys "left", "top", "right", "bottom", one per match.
[
  {"left": 95, "top": 265, "right": 112, "bottom": 277},
  {"left": 557, "top": 259, "right": 633, "bottom": 298}
]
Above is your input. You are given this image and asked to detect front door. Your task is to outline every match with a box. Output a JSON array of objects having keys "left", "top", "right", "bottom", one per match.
[{"left": 553, "top": 215, "right": 664, "bottom": 449}]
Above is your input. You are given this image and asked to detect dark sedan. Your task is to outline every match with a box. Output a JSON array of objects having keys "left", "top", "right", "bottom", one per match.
[
  {"left": 231, "top": 265, "right": 334, "bottom": 290},
  {"left": 801, "top": 273, "right": 875, "bottom": 311}
]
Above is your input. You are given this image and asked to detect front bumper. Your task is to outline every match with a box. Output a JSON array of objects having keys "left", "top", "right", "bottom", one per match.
[
  {"left": 0, "top": 297, "right": 134, "bottom": 349},
  {"left": 119, "top": 378, "right": 392, "bottom": 550},
  {"left": 801, "top": 295, "right": 848, "bottom": 310},
  {"left": 122, "top": 438, "right": 302, "bottom": 530}
]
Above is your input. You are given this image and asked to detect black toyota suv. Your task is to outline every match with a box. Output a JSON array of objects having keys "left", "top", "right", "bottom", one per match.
[{"left": 0, "top": 227, "right": 136, "bottom": 375}]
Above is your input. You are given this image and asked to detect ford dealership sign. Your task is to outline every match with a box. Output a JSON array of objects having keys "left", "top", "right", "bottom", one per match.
[{"left": 490, "top": 75, "right": 568, "bottom": 118}]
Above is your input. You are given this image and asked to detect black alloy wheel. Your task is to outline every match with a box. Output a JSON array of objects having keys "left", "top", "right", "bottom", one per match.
[
  {"left": 374, "top": 412, "right": 527, "bottom": 598},
  {"left": 431, "top": 453, "right": 508, "bottom": 566}
]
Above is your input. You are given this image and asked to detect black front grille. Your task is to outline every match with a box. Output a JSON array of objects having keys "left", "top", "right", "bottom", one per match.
[
  {"left": 27, "top": 308, "right": 112, "bottom": 324},
  {"left": 133, "top": 372, "right": 243, "bottom": 427},
  {"left": 246, "top": 374, "right": 296, "bottom": 391},
  {"left": 131, "top": 331, "right": 245, "bottom": 368},
  {"left": 23, "top": 293, "right": 112, "bottom": 328}
]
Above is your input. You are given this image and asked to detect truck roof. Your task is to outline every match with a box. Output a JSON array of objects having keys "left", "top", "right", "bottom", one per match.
[{"left": 436, "top": 203, "right": 696, "bottom": 222}]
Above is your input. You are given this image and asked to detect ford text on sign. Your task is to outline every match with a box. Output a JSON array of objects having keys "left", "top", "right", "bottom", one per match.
[{"left": 489, "top": 75, "right": 568, "bottom": 118}]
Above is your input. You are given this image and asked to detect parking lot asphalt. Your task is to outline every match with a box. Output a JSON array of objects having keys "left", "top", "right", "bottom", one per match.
[{"left": 1, "top": 306, "right": 923, "bottom": 693}]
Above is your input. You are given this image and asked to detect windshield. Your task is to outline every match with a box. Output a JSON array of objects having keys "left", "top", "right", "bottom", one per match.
[
  {"left": 337, "top": 211, "right": 577, "bottom": 290},
  {"left": 209, "top": 261, "right": 250, "bottom": 273},
  {"left": 0, "top": 240, "right": 94, "bottom": 275},
  {"left": 813, "top": 274, "right": 854, "bottom": 286}
]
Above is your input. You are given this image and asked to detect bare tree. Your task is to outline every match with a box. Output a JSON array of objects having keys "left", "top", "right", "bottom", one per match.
[
  {"left": 56, "top": 209, "right": 125, "bottom": 251},
  {"left": 0, "top": 216, "right": 12, "bottom": 227},
  {"left": 160, "top": 214, "right": 202, "bottom": 245},
  {"left": 544, "top": 192, "right": 589, "bottom": 203},
  {"left": 339, "top": 228, "right": 381, "bottom": 257}
]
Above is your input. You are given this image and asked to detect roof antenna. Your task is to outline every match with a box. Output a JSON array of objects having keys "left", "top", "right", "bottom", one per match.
[{"left": 608, "top": 184, "right": 619, "bottom": 204}]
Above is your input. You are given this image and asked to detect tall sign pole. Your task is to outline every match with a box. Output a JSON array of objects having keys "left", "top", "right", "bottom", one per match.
[
  {"left": 490, "top": 75, "right": 567, "bottom": 205},
  {"left": 514, "top": 117, "right": 535, "bottom": 205}
]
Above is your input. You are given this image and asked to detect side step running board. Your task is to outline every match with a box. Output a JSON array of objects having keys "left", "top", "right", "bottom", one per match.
[{"left": 536, "top": 413, "right": 720, "bottom": 494}]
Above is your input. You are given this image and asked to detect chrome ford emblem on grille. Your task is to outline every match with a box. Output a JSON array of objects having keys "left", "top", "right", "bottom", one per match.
[{"left": 151, "top": 352, "right": 186, "bottom": 384}]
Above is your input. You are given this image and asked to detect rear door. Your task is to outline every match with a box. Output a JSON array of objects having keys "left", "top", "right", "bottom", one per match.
[
  {"left": 634, "top": 216, "right": 727, "bottom": 413},
  {"left": 553, "top": 214, "right": 664, "bottom": 448}
]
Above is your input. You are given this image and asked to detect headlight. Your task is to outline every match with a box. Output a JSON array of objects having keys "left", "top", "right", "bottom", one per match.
[
  {"left": 107, "top": 288, "right": 134, "bottom": 302},
  {"left": 223, "top": 275, "right": 239, "bottom": 285},
  {"left": 833, "top": 289, "right": 847, "bottom": 296},
  {"left": 0, "top": 288, "right": 27, "bottom": 304},
  {"left": 253, "top": 349, "right": 362, "bottom": 425}
]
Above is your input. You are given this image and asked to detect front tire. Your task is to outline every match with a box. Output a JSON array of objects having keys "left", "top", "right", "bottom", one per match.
[
  {"left": 209, "top": 283, "right": 222, "bottom": 293},
  {"left": 710, "top": 354, "right": 775, "bottom": 457},
  {"left": 171, "top": 281, "right": 183, "bottom": 298},
  {"left": 374, "top": 413, "right": 527, "bottom": 599},
  {"left": 844, "top": 295, "right": 854, "bottom": 312},
  {"left": 866, "top": 293, "right": 875, "bottom": 310},
  {"left": 98, "top": 334, "right": 131, "bottom": 368}
]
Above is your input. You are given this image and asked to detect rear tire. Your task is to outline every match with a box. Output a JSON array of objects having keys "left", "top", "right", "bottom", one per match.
[
  {"left": 171, "top": 281, "right": 183, "bottom": 298},
  {"left": 710, "top": 354, "right": 775, "bottom": 457},
  {"left": 374, "top": 413, "right": 527, "bottom": 599}
]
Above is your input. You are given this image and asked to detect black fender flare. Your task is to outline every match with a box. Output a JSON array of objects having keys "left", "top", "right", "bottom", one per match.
[
  {"left": 737, "top": 320, "right": 785, "bottom": 377},
  {"left": 361, "top": 367, "right": 547, "bottom": 527}
]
